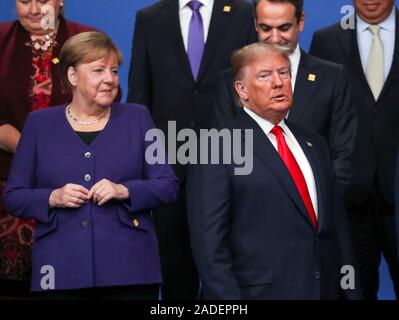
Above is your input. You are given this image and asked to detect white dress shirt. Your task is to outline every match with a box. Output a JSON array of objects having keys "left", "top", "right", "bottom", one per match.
[
  {"left": 290, "top": 44, "right": 301, "bottom": 92},
  {"left": 357, "top": 7, "right": 396, "bottom": 81},
  {"left": 244, "top": 107, "right": 318, "bottom": 217},
  {"left": 179, "top": 0, "right": 214, "bottom": 51}
]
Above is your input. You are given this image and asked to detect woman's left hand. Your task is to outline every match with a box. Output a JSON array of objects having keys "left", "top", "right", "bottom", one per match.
[{"left": 88, "top": 179, "right": 129, "bottom": 206}]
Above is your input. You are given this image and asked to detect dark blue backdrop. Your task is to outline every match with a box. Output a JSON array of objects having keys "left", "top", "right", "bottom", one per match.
[{"left": 0, "top": 0, "right": 398, "bottom": 299}]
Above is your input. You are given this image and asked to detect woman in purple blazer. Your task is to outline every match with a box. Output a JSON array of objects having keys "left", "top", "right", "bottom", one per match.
[{"left": 3, "top": 32, "right": 178, "bottom": 299}]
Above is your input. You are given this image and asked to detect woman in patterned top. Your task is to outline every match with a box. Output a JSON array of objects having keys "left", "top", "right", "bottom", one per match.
[{"left": 0, "top": 0, "right": 97, "bottom": 298}]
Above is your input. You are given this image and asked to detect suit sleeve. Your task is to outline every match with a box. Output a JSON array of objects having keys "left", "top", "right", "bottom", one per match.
[
  {"left": 328, "top": 65, "right": 356, "bottom": 193},
  {"left": 318, "top": 136, "right": 362, "bottom": 299},
  {"left": 121, "top": 107, "right": 179, "bottom": 212},
  {"left": 3, "top": 113, "right": 54, "bottom": 224},
  {"left": 213, "top": 70, "right": 240, "bottom": 127},
  {"left": 127, "top": 11, "right": 153, "bottom": 109},
  {"left": 186, "top": 157, "right": 242, "bottom": 299}
]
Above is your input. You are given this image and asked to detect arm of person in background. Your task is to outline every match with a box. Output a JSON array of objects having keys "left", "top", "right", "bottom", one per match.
[
  {"left": 127, "top": 10, "right": 153, "bottom": 109},
  {"left": 0, "top": 123, "right": 21, "bottom": 153},
  {"left": 186, "top": 153, "right": 242, "bottom": 300},
  {"left": 213, "top": 69, "right": 241, "bottom": 127},
  {"left": 3, "top": 112, "right": 56, "bottom": 224},
  {"left": 327, "top": 64, "right": 356, "bottom": 194}
]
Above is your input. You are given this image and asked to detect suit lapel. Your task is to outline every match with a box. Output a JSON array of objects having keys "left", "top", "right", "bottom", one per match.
[
  {"left": 288, "top": 51, "right": 322, "bottom": 122},
  {"left": 160, "top": 0, "right": 194, "bottom": 81},
  {"left": 336, "top": 16, "right": 375, "bottom": 102},
  {"left": 288, "top": 123, "right": 326, "bottom": 233},
  {"left": 236, "top": 111, "right": 315, "bottom": 228},
  {"left": 197, "top": 0, "right": 235, "bottom": 82},
  {"left": 378, "top": 10, "right": 399, "bottom": 103}
]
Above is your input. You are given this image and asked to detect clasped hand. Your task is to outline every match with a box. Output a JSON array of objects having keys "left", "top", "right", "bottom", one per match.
[{"left": 49, "top": 179, "right": 129, "bottom": 208}]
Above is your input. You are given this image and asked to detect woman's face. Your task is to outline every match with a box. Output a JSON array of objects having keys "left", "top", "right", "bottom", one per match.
[
  {"left": 68, "top": 54, "right": 120, "bottom": 109},
  {"left": 16, "top": 0, "right": 63, "bottom": 35}
]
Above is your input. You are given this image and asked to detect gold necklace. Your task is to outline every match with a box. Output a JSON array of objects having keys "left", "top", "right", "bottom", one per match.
[{"left": 67, "top": 104, "right": 109, "bottom": 125}]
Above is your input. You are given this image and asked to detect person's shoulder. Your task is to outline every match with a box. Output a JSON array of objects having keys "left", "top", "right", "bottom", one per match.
[
  {"left": 232, "top": 0, "right": 253, "bottom": 12},
  {"left": 112, "top": 102, "right": 151, "bottom": 117},
  {"left": 25, "top": 105, "right": 66, "bottom": 127},
  {"left": 0, "top": 20, "right": 18, "bottom": 40},
  {"left": 302, "top": 51, "right": 346, "bottom": 72},
  {"left": 136, "top": 0, "right": 165, "bottom": 18},
  {"left": 313, "top": 21, "right": 344, "bottom": 39}
]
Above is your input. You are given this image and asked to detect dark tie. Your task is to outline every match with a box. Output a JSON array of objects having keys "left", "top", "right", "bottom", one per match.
[
  {"left": 187, "top": 0, "right": 204, "bottom": 80},
  {"left": 271, "top": 125, "right": 318, "bottom": 229}
]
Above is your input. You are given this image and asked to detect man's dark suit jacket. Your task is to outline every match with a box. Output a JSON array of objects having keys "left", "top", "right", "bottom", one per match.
[
  {"left": 214, "top": 50, "right": 356, "bottom": 192},
  {"left": 187, "top": 110, "right": 361, "bottom": 299},
  {"left": 127, "top": 0, "right": 257, "bottom": 180},
  {"left": 310, "top": 11, "right": 399, "bottom": 207}
]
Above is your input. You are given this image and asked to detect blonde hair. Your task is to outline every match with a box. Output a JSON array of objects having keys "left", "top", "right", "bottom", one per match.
[
  {"left": 59, "top": 31, "right": 123, "bottom": 95},
  {"left": 231, "top": 42, "right": 292, "bottom": 82}
]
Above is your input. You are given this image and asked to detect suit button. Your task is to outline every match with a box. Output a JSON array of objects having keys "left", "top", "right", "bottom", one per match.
[
  {"left": 193, "top": 89, "right": 199, "bottom": 95},
  {"left": 82, "top": 220, "right": 89, "bottom": 228},
  {"left": 314, "top": 271, "right": 321, "bottom": 280},
  {"left": 84, "top": 174, "right": 91, "bottom": 182},
  {"left": 190, "top": 121, "right": 196, "bottom": 128},
  {"left": 84, "top": 152, "right": 92, "bottom": 159}
]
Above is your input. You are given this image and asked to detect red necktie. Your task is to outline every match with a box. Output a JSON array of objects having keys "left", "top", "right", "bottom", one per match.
[{"left": 271, "top": 125, "right": 318, "bottom": 229}]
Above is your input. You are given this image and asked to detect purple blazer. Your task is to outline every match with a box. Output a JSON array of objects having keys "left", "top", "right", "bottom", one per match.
[{"left": 3, "top": 103, "right": 179, "bottom": 291}]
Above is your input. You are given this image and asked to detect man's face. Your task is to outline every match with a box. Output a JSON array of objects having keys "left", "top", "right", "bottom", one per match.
[
  {"left": 354, "top": 0, "right": 394, "bottom": 24},
  {"left": 234, "top": 52, "right": 293, "bottom": 124},
  {"left": 255, "top": 0, "right": 304, "bottom": 49}
]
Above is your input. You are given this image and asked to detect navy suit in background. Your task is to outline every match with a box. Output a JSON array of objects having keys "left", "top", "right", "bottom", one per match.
[
  {"left": 310, "top": 9, "right": 399, "bottom": 299},
  {"left": 127, "top": 0, "right": 257, "bottom": 299}
]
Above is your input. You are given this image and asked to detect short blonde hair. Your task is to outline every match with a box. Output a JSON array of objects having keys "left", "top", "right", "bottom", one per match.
[
  {"left": 59, "top": 31, "right": 123, "bottom": 95},
  {"left": 231, "top": 42, "right": 292, "bottom": 82}
]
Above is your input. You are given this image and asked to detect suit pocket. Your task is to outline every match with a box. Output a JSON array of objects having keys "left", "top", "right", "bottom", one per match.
[
  {"left": 34, "top": 211, "right": 58, "bottom": 240},
  {"left": 116, "top": 207, "right": 152, "bottom": 233},
  {"left": 235, "top": 269, "right": 273, "bottom": 286}
]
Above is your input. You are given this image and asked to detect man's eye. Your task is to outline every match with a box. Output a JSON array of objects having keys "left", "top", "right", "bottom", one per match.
[
  {"left": 259, "top": 74, "right": 270, "bottom": 81},
  {"left": 279, "top": 70, "right": 290, "bottom": 78}
]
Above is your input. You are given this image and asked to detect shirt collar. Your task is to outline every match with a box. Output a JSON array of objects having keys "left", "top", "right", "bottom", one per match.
[
  {"left": 357, "top": 6, "right": 396, "bottom": 33},
  {"left": 243, "top": 106, "right": 287, "bottom": 135},
  {"left": 179, "top": 0, "right": 213, "bottom": 10},
  {"left": 289, "top": 44, "right": 301, "bottom": 73}
]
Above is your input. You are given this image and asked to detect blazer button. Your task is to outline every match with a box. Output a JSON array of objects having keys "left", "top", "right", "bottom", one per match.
[
  {"left": 314, "top": 271, "right": 321, "bottom": 280},
  {"left": 84, "top": 174, "right": 91, "bottom": 182},
  {"left": 84, "top": 152, "right": 92, "bottom": 159},
  {"left": 193, "top": 89, "right": 199, "bottom": 95},
  {"left": 82, "top": 220, "right": 89, "bottom": 228}
]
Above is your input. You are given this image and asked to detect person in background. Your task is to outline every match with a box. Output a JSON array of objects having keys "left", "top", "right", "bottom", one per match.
[
  {"left": 3, "top": 31, "right": 178, "bottom": 299},
  {"left": 0, "top": 0, "right": 98, "bottom": 298},
  {"left": 127, "top": 0, "right": 257, "bottom": 299},
  {"left": 310, "top": 0, "right": 399, "bottom": 300}
]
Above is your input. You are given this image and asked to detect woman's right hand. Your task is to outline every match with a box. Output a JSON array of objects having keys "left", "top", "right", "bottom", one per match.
[{"left": 49, "top": 184, "right": 90, "bottom": 208}]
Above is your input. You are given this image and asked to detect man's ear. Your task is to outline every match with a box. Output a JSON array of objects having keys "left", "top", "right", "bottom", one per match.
[
  {"left": 67, "top": 66, "right": 77, "bottom": 87},
  {"left": 234, "top": 80, "right": 248, "bottom": 102}
]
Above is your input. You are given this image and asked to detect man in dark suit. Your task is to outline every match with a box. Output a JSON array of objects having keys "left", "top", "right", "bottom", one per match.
[
  {"left": 127, "top": 0, "right": 257, "bottom": 299},
  {"left": 310, "top": 0, "right": 399, "bottom": 299},
  {"left": 187, "top": 42, "right": 361, "bottom": 299},
  {"left": 214, "top": 0, "right": 356, "bottom": 192}
]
